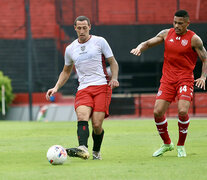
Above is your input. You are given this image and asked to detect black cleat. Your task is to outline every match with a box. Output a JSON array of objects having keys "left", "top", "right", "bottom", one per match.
[{"left": 66, "top": 145, "right": 90, "bottom": 160}]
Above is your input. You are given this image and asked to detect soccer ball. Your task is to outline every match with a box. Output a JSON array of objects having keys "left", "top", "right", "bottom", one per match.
[{"left": 47, "top": 145, "right": 67, "bottom": 165}]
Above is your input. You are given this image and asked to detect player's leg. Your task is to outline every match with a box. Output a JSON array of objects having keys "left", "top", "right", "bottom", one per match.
[
  {"left": 74, "top": 88, "right": 93, "bottom": 149},
  {"left": 66, "top": 88, "right": 93, "bottom": 159},
  {"left": 91, "top": 112, "right": 105, "bottom": 160},
  {"left": 66, "top": 105, "right": 92, "bottom": 159},
  {"left": 177, "top": 99, "right": 191, "bottom": 157},
  {"left": 153, "top": 99, "right": 174, "bottom": 156},
  {"left": 76, "top": 105, "right": 92, "bottom": 147},
  {"left": 176, "top": 84, "right": 193, "bottom": 157},
  {"left": 154, "top": 99, "right": 171, "bottom": 144},
  {"left": 91, "top": 85, "right": 112, "bottom": 160}
]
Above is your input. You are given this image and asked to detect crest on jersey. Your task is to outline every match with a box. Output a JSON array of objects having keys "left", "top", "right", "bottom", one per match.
[
  {"left": 181, "top": 39, "right": 188, "bottom": 46},
  {"left": 81, "top": 46, "right": 85, "bottom": 51}
]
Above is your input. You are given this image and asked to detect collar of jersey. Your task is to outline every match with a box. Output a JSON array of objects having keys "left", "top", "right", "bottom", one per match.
[{"left": 78, "top": 35, "right": 92, "bottom": 44}]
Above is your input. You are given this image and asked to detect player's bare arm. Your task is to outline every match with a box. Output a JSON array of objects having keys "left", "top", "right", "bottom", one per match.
[
  {"left": 192, "top": 35, "right": 207, "bottom": 90},
  {"left": 107, "top": 56, "right": 119, "bottom": 89},
  {"left": 130, "top": 29, "right": 169, "bottom": 56},
  {"left": 46, "top": 64, "right": 74, "bottom": 100}
]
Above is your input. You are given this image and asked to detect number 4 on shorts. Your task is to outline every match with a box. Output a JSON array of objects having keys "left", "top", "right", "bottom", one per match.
[{"left": 180, "top": 85, "right": 187, "bottom": 93}]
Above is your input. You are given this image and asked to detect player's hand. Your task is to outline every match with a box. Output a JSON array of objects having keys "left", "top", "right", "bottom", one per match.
[
  {"left": 109, "top": 79, "right": 119, "bottom": 89},
  {"left": 194, "top": 77, "right": 206, "bottom": 90},
  {"left": 130, "top": 48, "right": 141, "bottom": 56},
  {"left": 46, "top": 88, "right": 58, "bottom": 101}
]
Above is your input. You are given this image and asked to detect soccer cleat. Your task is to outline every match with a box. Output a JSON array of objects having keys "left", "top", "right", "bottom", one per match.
[
  {"left": 177, "top": 146, "right": 187, "bottom": 157},
  {"left": 92, "top": 151, "right": 102, "bottom": 160},
  {"left": 66, "top": 145, "right": 90, "bottom": 160},
  {"left": 153, "top": 143, "right": 174, "bottom": 157}
]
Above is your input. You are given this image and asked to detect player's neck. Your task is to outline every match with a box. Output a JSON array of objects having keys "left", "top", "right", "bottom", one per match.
[
  {"left": 78, "top": 35, "right": 91, "bottom": 43},
  {"left": 177, "top": 29, "right": 188, "bottom": 36}
]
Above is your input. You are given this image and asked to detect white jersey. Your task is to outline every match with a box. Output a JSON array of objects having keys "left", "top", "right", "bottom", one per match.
[{"left": 65, "top": 35, "right": 113, "bottom": 90}]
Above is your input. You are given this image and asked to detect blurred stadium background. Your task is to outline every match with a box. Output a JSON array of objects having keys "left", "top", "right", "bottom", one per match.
[{"left": 0, "top": 0, "right": 207, "bottom": 120}]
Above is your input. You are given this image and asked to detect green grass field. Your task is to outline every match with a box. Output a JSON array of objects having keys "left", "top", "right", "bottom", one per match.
[{"left": 0, "top": 119, "right": 206, "bottom": 180}]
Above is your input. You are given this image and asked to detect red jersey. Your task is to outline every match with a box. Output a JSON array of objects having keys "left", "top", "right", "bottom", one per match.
[{"left": 161, "top": 28, "right": 198, "bottom": 84}]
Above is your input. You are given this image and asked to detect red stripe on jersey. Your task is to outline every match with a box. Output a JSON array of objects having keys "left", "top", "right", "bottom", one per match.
[{"left": 102, "top": 55, "right": 110, "bottom": 83}]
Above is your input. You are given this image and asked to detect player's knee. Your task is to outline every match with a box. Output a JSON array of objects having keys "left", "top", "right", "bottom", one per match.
[
  {"left": 153, "top": 108, "right": 164, "bottom": 117},
  {"left": 92, "top": 122, "right": 102, "bottom": 133},
  {"left": 178, "top": 109, "right": 188, "bottom": 116},
  {"left": 76, "top": 111, "right": 89, "bottom": 121},
  {"left": 92, "top": 122, "right": 101, "bottom": 130}
]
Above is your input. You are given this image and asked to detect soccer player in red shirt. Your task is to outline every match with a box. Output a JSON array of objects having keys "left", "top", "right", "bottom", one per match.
[{"left": 130, "top": 10, "right": 207, "bottom": 157}]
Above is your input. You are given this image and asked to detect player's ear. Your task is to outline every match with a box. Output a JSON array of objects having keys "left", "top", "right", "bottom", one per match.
[
  {"left": 185, "top": 18, "right": 190, "bottom": 27},
  {"left": 186, "top": 21, "right": 190, "bottom": 28}
]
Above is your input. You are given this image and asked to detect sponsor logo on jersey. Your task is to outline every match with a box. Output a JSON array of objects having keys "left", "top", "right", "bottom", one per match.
[
  {"left": 181, "top": 39, "right": 188, "bottom": 46},
  {"left": 176, "top": 36, "right": 181, "bottom": 40},
  {"left": 169, "top": 39, "right": 174, "bottom": 42}
]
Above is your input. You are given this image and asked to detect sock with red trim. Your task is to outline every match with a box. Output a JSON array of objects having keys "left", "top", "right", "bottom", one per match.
[
  {"left": 154, "top": 116, "right": 171, "bottom": 144},
  {"left": 177, "top": 114, "right": 190, "bottom": 146},
  {"left": 77, "top": 121, "right": 89, "bottom": 147}
]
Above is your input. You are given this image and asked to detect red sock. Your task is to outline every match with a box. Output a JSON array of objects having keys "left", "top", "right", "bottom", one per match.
[
  {"left": 154, "top": 116, "right": 171, "bottom": 144},
  {"left": 177, "top": 114, "right": 190, "bottom": 146}
]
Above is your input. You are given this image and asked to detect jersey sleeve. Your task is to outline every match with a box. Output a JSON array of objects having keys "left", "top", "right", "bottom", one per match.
[
  {"left": 100, "top": 37, "right": 114, "bottom": 58},
  {"left": 64, "top": 46, "right": 73, "bottom": 66}
]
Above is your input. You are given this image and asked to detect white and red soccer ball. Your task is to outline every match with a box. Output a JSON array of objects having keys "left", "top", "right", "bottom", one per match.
[{"left": 47, "top": 145, "right": 67, "bottom": 165}]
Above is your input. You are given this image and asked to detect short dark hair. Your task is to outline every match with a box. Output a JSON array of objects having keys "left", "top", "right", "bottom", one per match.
[
  {"left": 74, "top": 16, "right": 91, "bottom": 26},
  {"left": 174, "top": 10, "right": 189, "bottom": 18}
]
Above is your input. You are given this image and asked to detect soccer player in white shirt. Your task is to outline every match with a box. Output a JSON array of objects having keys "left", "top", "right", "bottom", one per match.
[{"left": 46, "top": 16, "right": 119, "bottom": 160}]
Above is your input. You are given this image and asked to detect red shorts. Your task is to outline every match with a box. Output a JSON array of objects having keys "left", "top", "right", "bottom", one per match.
[
  {"left": 74, "top": 84, "right": 112, "bottom": 118},
  {"left": 156, "top": 81, "right": 194, "bottom": 102}
]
